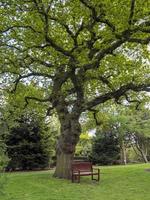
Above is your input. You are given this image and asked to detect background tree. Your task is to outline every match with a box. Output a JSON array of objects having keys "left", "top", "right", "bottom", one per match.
[
  {"left": 6, "top": 113, "right": 51, "bottom": 170},
  {"left": 87, "top": 103, "right": 150, "bottom": 165},
  {"left": 1, "top": 84, "right": 59, "bottom": 170},
  {"left": 109, "top": 113, "right": 131, "bottom": 165},
  {"left": 90, "top": 128, "right": 120, "bottom": 165},
  {"left": 127, "top": 109, "right": 150, "bottom": 163},
  {"left": 132, "top": 133, "right": 150, "bottom": 163},
  {"left": 0, "top": 0, "right": 150, "bottom": 178},
  {"left": 75, "top": 132, "right": 92, "bottom": 158}
]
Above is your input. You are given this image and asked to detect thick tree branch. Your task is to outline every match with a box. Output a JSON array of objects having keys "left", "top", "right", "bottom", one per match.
[
  {"left": 80, "top": 0, "right": 116, "bottom": 32},
  {"left": 81, "top": 38, "right": 127, "bottom": 71},
  {"left": 11, "top": 72, "right": 53, "bottom": 92},
  {"left": 45, "top": 35, "right": 74, "bottom": 58},
  {"left": 48, "top": 17, "right": 75, "bottom": 40},
  {"left": 128, "top": 0, "right": 136, "bottom": 25},
  {"left": 71, "top": 71, "right": 84, "bottom": 101},
  {"left": 83, "top": 83, "right": 150, "bottom": 111}
]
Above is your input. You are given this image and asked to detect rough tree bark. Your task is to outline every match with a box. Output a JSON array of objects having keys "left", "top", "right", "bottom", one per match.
[
  {"left": 53, "top": 101, "right": 81, "bottom": 178},
  {"left": 54, "top": 116, "right": 81, "bottom": 178}
]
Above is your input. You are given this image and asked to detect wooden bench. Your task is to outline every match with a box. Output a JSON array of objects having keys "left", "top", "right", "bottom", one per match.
[{"left": 71, "top": 161, "right": 100, "bottom": 183}]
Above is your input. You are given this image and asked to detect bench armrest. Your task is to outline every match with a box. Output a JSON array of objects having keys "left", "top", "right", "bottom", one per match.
[{"left": 92, "top": 168, "right": 100, "bottom": 173}]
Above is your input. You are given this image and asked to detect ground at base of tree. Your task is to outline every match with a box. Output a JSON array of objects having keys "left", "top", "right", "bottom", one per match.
[{"left": 1, "top": 164, "right": 150, "bottom": 200}]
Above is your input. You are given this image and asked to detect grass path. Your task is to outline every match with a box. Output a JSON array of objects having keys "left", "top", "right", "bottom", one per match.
[{"left": 1, "top": 164, "right": 150, "bottom": 200}]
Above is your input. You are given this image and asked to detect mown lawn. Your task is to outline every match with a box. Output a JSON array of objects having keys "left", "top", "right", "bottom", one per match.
[{"left": 1, "top": 164, "right": 150, "bottom": 200}]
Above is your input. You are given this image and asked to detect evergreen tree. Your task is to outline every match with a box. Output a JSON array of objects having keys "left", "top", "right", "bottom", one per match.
[
  {"left": 90, "top": 130, "right": 120, "bottom": 165},
  {"left": 1, "top": 84, "right": 60, "bottom": 171},
  {"left": 6, "top": 114, "right": 51, "bottom": 170}
]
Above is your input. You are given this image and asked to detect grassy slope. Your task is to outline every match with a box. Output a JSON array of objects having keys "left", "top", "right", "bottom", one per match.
[{"left": 1, "top": 164, "right": 150, "bottom": 200}]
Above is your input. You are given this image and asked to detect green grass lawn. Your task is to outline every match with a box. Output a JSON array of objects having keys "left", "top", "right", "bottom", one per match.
[{"left": 1, "top": 164, "right": 150, "bottom": 200}]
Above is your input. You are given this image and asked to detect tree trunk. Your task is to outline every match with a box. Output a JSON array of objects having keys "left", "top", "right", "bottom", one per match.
[
  {"left": 120, "top": 139, "right": 127, "bottom": 165},
  {"left": 54, "top": 152, "right": 73, "bottom": 179},
  {"left": 54, "top": 112, "right": 81, "bottom": 179},
  {"left": 140, "top": 150, "right": 148, "bottom": 163},
  {"left": 121, "top": 146, "right": 127, "bottom": 165},
  {"left": 135, "top": 141, "right": 148, "bottom": 163}
]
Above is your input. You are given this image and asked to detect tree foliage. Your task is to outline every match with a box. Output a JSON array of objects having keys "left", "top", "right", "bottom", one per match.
[
  {"left": 1, "top": 0, "right": 150, "bottom": 111},
  {"left": 0, "top": 0, "right": 150, "bottom": 178}
]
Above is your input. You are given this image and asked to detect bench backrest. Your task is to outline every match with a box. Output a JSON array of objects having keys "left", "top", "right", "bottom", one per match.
[{"left": 71, "top": 162, "right": 92, "bottom": 172}]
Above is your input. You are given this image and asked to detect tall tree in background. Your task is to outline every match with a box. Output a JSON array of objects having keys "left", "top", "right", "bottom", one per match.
[
  {"left": 110, "top": 113, "right": 131, "bottom": 165},
  {"left": 0, "top": 0, "right": 150, "bottom": 178}
]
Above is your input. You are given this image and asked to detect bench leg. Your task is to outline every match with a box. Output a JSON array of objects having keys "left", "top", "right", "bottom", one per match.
[
  {"left": 92, "top": 175, "right": 100, "bottom": 181},
  {"left": 72, "top": 174, "right": 80, "bottom": 183},
  {"left": 78, "top": 175, "right": 80, "bottom": 183},
  {"left": 72, "top": 175, "right": 77, "bottom": 183},
  {"left": 97, "top": 171, "right": 100, "bottom": 181},
  {"left": 98, "top": 169, "right": 100, "bottom": 181},
  {"left": 72, "top": 174, "right": 74, "bottom": 183},
  {"left": 92, "top": 169, "right": 100, "bottom": 181}
]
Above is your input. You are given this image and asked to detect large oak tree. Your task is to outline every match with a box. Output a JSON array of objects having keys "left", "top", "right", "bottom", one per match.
[{"left": 0, "top": 0, "right": 150, "bottom": 178}]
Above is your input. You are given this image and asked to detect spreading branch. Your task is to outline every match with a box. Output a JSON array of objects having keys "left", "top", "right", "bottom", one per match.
[
  {"left": 83, "top": 83, "right": 150, "bottom": 111},
  {"left": 11, "top": 72, "right": 53, "bottom": 92}
]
